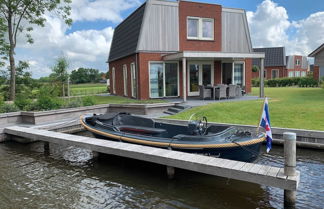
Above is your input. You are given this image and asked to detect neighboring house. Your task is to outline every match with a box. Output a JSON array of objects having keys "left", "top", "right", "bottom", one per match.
[
  {"left": 108, "top": 0, "right": 264, "bottom": 100},
  {"left": 308, "top": 43, "right": 324, "bottom": 81},
  {"left": 253, "top": 47, "right": 286, "bottom": 79},
  {"left": 252, "top": 47, "right": 308, "bottom": 79}
]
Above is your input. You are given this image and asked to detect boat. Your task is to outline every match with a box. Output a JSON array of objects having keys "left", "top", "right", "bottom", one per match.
[{"left": 80, "top": 112, "right": 266, "bottom": 162}]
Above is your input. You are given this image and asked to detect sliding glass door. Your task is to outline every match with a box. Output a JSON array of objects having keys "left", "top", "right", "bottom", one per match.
[
  {"left": 188, "top": 62, "right": 214, "bottom": 96},
  {"left": 149, "top": 62, "right": 179, "bottom": 98}
]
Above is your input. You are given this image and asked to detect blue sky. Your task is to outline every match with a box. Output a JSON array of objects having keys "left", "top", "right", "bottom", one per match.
[{"left": 14, "top": 0, "right": 324, "bottom": 78}]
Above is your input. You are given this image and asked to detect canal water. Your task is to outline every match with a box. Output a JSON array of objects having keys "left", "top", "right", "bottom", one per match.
[{"left": 0, "top": 137, "right": 323, "bottom": 209}]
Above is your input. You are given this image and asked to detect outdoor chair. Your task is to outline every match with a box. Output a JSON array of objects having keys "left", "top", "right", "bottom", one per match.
[
  {"left": 227, "top": 84, "right": 236, "bottom": 99},
  {"left": 214, "top": 84, "right": 227, "bottom": 100},
  {"left": 235, "top": 86, "right": 243, "bottom": 97},
  {"left": 199, "top": 85, "right": 212, "bottom": 100}
]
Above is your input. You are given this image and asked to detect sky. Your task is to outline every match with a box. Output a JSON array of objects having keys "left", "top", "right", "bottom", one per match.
[{"left": 14, "top": 0, "right": 324, "bottom": 78}]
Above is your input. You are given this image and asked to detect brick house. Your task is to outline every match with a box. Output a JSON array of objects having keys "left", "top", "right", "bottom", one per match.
[
  {"left": 308, "top": 43, "right": 324, "bottom": 81},
  {"left": 108, "top": 0, "right": 264, "bottom": 100},
  {"left": 252, "top": 47, "right": 308, "bottom": 79}
]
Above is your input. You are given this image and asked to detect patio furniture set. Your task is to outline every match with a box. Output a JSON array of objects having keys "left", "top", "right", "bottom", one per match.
[{"left": 199, "top": 84, "right": 245, "bottom": 100}]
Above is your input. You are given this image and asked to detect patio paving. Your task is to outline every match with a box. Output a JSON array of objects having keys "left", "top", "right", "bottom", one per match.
[{"left": 164, "top": 95, "right": 261, "bottom": 107}]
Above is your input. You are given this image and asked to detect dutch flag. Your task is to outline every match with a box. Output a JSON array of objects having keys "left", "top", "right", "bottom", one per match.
[{"left": 259, "top": 97, "right": 272, "bottom": 153}]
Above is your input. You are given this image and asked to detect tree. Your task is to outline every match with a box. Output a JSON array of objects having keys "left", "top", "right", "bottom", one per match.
[
  {"left": 0, "top": 0, "right": 72, "bottom": 100},
  {"left": 70, "top": 67, "right": 102, "bottom": 84},
  {"left": 252, "top": 65, "right": 260, "bottom": 72},
  {"left": 51, "top": 57, "right": 69, "bottom": 97}
]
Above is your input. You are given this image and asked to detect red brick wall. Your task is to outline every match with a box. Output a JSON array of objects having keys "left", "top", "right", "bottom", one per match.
[
  {"left": 179, "top": 1, "right": 222, "bottom": 51},
  {"left": 109, "top": 55, "right": 136, "bottom": 98},
  {"left": 245, "top": 59, "right": 252, "bottom": 93},
  {"left": 314, "top": 65, "right": 320, "bottom": 81},
  {"left": 137, "top": 53, "right": 165, "bottom": 100}
]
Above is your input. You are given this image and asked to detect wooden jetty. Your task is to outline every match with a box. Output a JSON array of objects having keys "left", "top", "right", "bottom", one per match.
[{"left": 4, "top": 126, "right": 300, "bottom": 192}]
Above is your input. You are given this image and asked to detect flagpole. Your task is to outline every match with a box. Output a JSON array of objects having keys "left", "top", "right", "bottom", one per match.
[{"left": 256, "top": 97, "right": 267, "bottom": 134}]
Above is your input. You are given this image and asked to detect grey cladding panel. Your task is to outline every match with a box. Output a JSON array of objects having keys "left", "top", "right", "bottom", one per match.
[
  {"left": 315, "top": 50, "right": 324, "bottom": 66},
  {"left": 108, "top": 3, "right": 146, "bottom": 62},
  {"left": 137, "top": 2, "right": 179, "bottom": 52},
  {"left": 222, "top": 10, "right": 252, "bottom": 53},
  {"left": 286, "top": 56, "right": 294, "bottom": 69}
]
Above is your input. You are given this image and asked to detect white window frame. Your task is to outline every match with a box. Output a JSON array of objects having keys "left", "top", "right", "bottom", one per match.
[
  {"left": 112, "top": 67, "right": 116, "bottom": 94},
  {"left": 187, "top": 61, "right": 214, "bottom": 96},
  {"left": 301, "top": 71, "right": 306, "bottom": 77},
  {"left": 296, "top": 59, "right": 300, "bottom": 66},
  {"left": 123, "top": 64, "right": 128, "bottom": 96},
  {"left": 232, "top": 61, "right": 245, "bottom": 86},
  {"left": 288, "top": 71, "right": 294, "bottom": 77},
  {"left": 271, "top": 69, "right": 279, "bottom": 79},
  {"left": 187, "top": 17, "right": 214, "bottom": 41},
  {"left": 130, "top": 62, "right": 136, "bottom": 98},
  {"left": 295, "top": 71, "right": 300, "bottom": 77},
  {"left": 148, "top": 61, "right": 180, "bottom": 99}
]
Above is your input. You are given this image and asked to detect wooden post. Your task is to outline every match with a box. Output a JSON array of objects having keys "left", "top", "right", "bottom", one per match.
[
  {"left": 284, "top": 132, "right": 297, "bottom": 208},
  {"left": 182, "top": 57, "right": 187, "bottom": 102},
  {"left": 259, "top": 58, "right": 265, "bottom": 98},
  {"left": 166, "top": 166, "right": 175, "bottom": 179}
]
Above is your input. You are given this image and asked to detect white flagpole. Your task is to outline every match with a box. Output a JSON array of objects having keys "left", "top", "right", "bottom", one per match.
[{"left": 256, "top": 97, "right": 267, "bottom": 134}]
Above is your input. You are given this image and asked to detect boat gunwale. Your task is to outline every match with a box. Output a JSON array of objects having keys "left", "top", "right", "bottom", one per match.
[{"left": 80, "top": 116, "right": 266, "bottom": 149}]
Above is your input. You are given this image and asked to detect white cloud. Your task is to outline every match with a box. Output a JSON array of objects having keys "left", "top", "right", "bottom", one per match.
[
  {"left": 14, "top": 0, "right": 141, "bottom": 78},
  {"left": 247, "top": 0, "right": 324, "bottom": 56}
]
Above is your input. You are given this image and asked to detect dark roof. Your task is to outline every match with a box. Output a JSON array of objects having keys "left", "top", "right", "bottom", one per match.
[
  {"left": 252, "top": 47, "right": 286, "bottom": 67},
  {"left": 308, "top": 43, "right": 324, "bottom": 57},
  {"left": 108, "top": 3, "right": 146, "bottom": 62}
]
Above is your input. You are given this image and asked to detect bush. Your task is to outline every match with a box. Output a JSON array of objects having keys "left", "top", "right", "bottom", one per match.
[
  {"left": 36, "top": 87, "right": 62, "bottom": 111},
  {"left": 0, "top": 103, "right": 19, "bottom": 113},
  {"left": 63, "top": 98, "right": 83, "bottom": 108},
  {"left": 14, "top": 94, "right": 33, "bottom": 110},
  {"left": 263, "top": 77, "right": 318, "bottom": 88},
  {"left": 82, "top": 96, "right": 95, "bottom": 106},
  {"left": 252, "top": 78, "right": 260, "bottom": 87}
]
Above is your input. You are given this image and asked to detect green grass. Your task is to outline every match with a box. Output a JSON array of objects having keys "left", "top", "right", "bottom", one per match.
[
  {"left": 166, "top": 87, "right": 324, "bottom": 131},
  {"left": 70, "top": 83, "right": 107, "bottom": 96}
]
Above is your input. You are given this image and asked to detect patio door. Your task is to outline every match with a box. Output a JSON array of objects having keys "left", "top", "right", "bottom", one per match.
[{"left": 188, "top": 62, "right": 213, "bottom": 96}]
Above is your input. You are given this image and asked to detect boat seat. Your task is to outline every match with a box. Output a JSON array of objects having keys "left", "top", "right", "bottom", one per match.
[
  {"left": 116, "top": 125, "right": 167, "bottom": 135},
  {"left": 113, "top": 114, "right": 155, "bottom": 128}
]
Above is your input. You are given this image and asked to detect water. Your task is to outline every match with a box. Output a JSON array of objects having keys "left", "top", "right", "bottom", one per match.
[{"left": 0, "top": 135, "right": 323, "bottom": 209}]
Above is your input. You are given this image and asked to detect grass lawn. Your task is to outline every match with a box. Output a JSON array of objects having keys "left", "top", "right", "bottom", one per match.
[
  {"left": 70, "top": 83, "right": 107, "bottom": 96},
  {"left": 166, "top": 87, "right": 324, "bottom": 131}
]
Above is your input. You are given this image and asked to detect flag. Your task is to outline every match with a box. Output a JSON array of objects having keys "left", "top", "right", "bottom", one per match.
[{"left": 259, "top": 97, "right": 272, "bottom": 153}]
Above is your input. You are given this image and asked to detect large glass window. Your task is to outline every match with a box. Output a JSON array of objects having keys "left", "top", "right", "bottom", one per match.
[
  {"left": 202, "top": 64, "right": 211, "bottom": 86},
  {"left": 301, "top": 71, "right": 306, "bottom": 77},
  {"left": 187, "top": 18, "right": 198, "bottom": 38},
  {"left": 123, "top": 65, "right": 127, "bottom": 96},
  {"left": 233, "top": 63, "right": 243, "bottom": 86},
  {"left": 130, "top": 63, "right": 137, "bottom": 98},
  {"left": 165, "top": 63, "right": 178, "bottom": 97},
  {"left": 112, "top": 67, "right": 115, "bottom": 94},
  {"left": 189, "top": 64, "right": 200, "bottom": 92},
  {"left": 202, "top": 19, "right": 213, "bottom": 39},
  {"left": 288, "top": 71, "right": 294, "bottom": 77},
  {"left": 150, "top": 63, "right": 178, "bottom": 98},
  {"left": 150, "top": 63, "right": 164, "bottom": 98},
  {"left": 272, "top": 69, "right": 279, "bottom": 79},
  {"left": 295, "top": 71, "right": 300, "bottom": 77}
]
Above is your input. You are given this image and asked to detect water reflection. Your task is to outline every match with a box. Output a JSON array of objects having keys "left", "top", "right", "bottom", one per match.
[{"left": 0, "top": 138, "right": 323, "bottom": 209}]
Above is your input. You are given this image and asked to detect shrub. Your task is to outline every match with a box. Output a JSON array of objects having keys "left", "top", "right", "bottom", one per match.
[
  {"left": 64, "top": 98, "right": 83, "bottom": 108},
  {"left": 14, "top": 94, "right": 33, "bottom": 110},
  {"left": 252, "top": 78, "right": 260, "bottom": 87},
  {"left": 82, "top": 96, "right": 95, "bottom": 106},
  {"left": 297, "top": 77, "right": 318, "bottom": 87},
  {"left": 0, "top": 103, "right": 19, "bottom": 113},
  {"left": 36, "top": 87, "right": 62, "bottom": 111}
]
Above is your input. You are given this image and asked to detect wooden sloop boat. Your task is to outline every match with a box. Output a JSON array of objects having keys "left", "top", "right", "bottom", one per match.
[{"left": 80, "top": 112, "right": 266, "bottom": 162}]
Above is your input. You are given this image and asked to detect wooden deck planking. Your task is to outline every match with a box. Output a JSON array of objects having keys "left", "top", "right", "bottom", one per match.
[{"left": 4, "top": 126, "right": 300, "bottom": 190}]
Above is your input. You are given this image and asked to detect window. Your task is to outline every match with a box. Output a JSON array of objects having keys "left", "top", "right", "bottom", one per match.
[
  {"left": 295, "top": 71, "right": 300, "bottom": 77},
  {"left": 150, "top": 62, "right": 179, "bottom": 98},
  {"left": 296, "top": 59, "right": 300, "bottom": 66},
  {"left": 130, "top": 63, "right": 136, "bottom": 98},
  {"left": 187, "top": 17, "right": 214, "bottom": 40},
  {"left": 112, "top": 67, "right": 116, "bottom": 94},
  {"left": 301, "top": 71, "right": 306, "bottom": 77},
  {"left": 233, "top": 63, "right": 244, "bottom": 86},
  {"left": 271, "top": 69, "right": 279, "bottom": 79},
  {"left": 288, "top": 71, "right": 294, "bottom": 77},
  {"left": 123, "top": 64, "right": 127, "bottom": 96}
]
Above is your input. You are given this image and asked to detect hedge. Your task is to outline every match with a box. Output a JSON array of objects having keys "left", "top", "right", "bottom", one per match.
[{"left": 252, "top": 77, "right": 319, "bottom": 88}]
